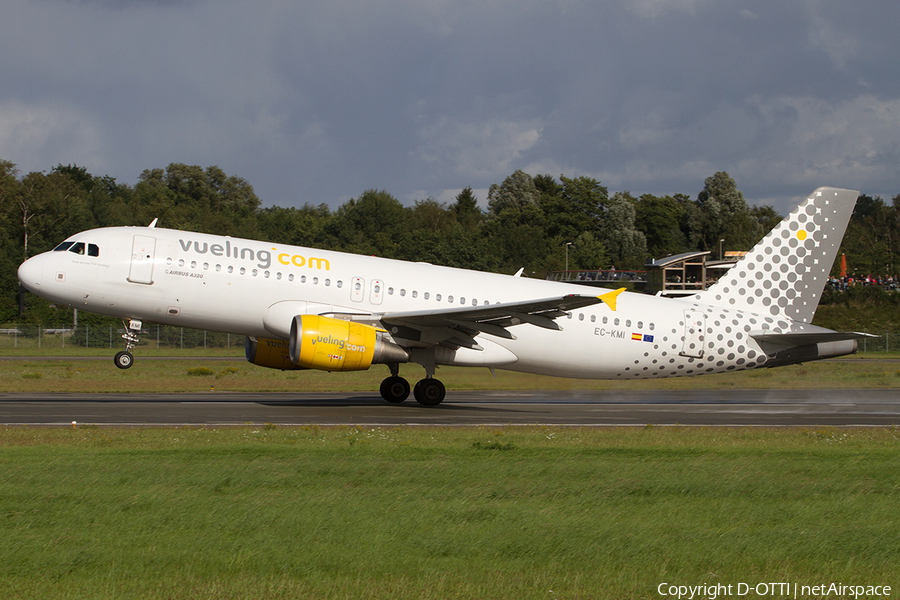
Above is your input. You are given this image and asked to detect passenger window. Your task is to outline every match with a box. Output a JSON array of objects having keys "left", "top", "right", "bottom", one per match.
[
  {"left": 88, "top": 244, "right": 99, "bottom": 257},
  {"left": 400, "top": 289, "right": 406, "bottom": 297},
  {"left": 436, "top": 294, "right": 441, "bottom": 301},
  {"left": 69, "top": 242, "right": 85, "bottom": 255},
  {"left": 53, "top": 241, "right": 75, "bottom": 252},
  {"left": 412, "top": 291, "right": 418, "bottom": 298},
  {"left": 448, "top": 295, "right": 454, "bottom": 303},
  {"left": 460, "top": 297, "right": 465, "bottom": 304},
  {"left": 424, "top": 292, "right": 430, "bottom": 300}
]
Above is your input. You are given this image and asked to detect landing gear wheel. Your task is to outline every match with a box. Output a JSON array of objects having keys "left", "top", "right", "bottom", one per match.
[
  {"left": 380, "top": 376, "right": 410, "bottom": 403},
  {"left": 114, "top": 351, "right": 134, "bottom": 370},
  {"left": 413, "top": 378, "right": 445, "bottom": 406}
]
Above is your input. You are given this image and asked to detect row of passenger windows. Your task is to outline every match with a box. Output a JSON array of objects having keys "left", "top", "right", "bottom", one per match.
[
  {"left": 166, "top": 255, "right": 654, "bottom": 327},
  {"left": 568, "top": 312, "right": 656, "bottom": 330},
  {"left": 166, "top": 257, "right": 490, "bottom": 305},
  {"left": 53, "top": 241, "right": 100, "bottom": 257}
]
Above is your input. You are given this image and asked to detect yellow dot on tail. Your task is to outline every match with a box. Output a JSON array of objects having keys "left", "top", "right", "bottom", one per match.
[{"left": 797, "top": 230, "right": 807, "bottom": 240}]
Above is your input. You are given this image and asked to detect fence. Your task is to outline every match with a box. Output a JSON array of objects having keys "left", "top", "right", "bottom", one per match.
[
  {"left": 0, "top": 325, "right": 241, "bottom": 351},
  {"left": 1, "top": 323, "right": 898, "bottom": 353}
]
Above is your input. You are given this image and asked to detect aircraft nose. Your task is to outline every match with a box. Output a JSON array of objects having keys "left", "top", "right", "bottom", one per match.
[{"left": 17, "top": 255, "right": 44, "bottom": 294}]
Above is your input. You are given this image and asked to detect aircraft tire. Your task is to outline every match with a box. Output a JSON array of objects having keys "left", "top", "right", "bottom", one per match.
[
  {"left": 380, "top": 376, "right": 410, "bottom": 403},
  {"left": 413, "top": 378, "right": 445, "bottom": 406},
  {"left": 114, "top": 351, "right": 134, "bottom": 370}
]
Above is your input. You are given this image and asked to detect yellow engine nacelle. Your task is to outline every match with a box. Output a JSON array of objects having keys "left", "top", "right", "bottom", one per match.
[
  {"left": 246, "top": 337, "right": 307, "bottom": 370},
  {"left": 289, "top": 315, "right": 408, "bottom": 372}
]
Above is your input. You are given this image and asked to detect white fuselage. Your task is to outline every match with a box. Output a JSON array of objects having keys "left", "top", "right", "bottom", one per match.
[{"left": 17, "top": 225, "right": 795, "bottom": 380}]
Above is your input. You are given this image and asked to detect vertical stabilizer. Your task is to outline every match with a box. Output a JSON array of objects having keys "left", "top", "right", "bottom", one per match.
[{"left": 695, "top": 187, "right": 858, "bottom": 323}]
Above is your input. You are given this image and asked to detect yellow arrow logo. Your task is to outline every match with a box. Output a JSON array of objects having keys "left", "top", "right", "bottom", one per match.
[{"left": 597, "top": 287, "right": 626, "bottom": 311}]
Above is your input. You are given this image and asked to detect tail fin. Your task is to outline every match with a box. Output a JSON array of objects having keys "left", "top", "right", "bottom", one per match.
[{"left": 695, "top": 186, "right": 858, "bottom": 323}]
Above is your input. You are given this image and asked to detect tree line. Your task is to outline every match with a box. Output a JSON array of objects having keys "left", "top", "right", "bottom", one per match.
[{"left": 2, "top": 157, "right": 898, "bottom": 325}]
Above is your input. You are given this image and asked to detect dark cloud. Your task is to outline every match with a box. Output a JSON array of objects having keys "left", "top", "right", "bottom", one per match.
[{"left": 1, "top": 0, "right": 899, "bottom": 216}]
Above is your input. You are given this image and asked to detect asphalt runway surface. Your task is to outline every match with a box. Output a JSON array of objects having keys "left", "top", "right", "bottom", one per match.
[{"left": 1, "top": 389, "right": 899, "bottom": 427}]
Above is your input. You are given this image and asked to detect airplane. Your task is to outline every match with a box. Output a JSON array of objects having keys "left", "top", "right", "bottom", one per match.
[{"left": 17, "top": 186, "right": 869, "bottom": 406}]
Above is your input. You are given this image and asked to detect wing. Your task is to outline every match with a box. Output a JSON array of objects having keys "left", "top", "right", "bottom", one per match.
[{"left": 347, "top": 288, "right": 625, "bottom": 350}]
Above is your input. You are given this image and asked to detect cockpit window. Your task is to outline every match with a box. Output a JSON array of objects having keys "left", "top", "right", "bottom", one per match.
[{"left": 53, "top": 240, "right": 100, "bottom": 257}]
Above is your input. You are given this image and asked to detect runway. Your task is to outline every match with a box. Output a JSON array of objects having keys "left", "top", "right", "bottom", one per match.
[{"left": 1, "top": 389, "right": 898, "bottom": 426}]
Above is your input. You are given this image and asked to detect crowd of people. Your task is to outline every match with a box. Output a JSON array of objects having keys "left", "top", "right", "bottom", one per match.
[{"left": 828, "top": 275, "right": 899, "bottom": 292}]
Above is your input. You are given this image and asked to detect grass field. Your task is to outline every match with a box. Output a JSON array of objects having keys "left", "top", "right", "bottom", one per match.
[
  {"left": 1, "top": 354, "right": 900, "bottom": 393},
  {"left": 1, "top": 426, "right": 898, "bottom": 599}
]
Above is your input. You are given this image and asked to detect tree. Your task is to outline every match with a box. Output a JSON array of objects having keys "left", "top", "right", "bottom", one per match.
[
  {"left": 600, "top": 192, "right": 646, "bottom": 269},
  {"left": 695, "top": 172, "right": 757, "bottom": 251},
  {"left": 450, "top": 187, "right": 483, "bottom": 231},
  {"left": 569, "top": 231, "right": 607, "bottom": 271},
  {"left": 256, "top": 203, "right": 331, "bottom": 248},
  {"left": 840, "top": 194, "right": 898, "bottom": 275},
  {"left": 749, "top": 205, "right": 782, "bottom": 237},
  {"left": 634, "top": 194, "right": 685, "bottom": 258},
  {"left": 487, "top": 169, "right": 540, "bottom": 216},
  {"left": 325, "top": 189, "right": 408, "bottom": 257},
  {"left": 541, "top": 175, "right": 608, "bottom": 241}
]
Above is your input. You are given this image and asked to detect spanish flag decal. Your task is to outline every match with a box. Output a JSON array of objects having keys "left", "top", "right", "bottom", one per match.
[{"left": 631, "top": 333, "right": 642, "bottom": 341}]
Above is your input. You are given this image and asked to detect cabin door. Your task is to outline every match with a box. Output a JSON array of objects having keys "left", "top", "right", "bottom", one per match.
[
  {"left": 679, "top": 309, "right": 705, "bottom": 358},
  {"left": 128, "top": 235, "right": 156, "bottom": 285}
]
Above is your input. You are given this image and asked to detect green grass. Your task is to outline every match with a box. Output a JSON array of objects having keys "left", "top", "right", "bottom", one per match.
[
  {"left": 1, "top": 356, "right": 899, "bottom": 393},
  {"left": 0, "top": 426, "right": 898, "bottom": 599}
]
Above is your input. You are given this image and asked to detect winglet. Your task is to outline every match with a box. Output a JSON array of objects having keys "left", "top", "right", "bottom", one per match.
[
  {"left": 148, "top": 218, "right": 158, "bottom": 228},
  {"left": 597, "top": 287, "right": 626, "bottom": 311}
]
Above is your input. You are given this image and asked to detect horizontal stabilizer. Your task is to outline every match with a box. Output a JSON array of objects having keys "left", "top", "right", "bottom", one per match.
[{"left": 751, "top": 331, "right": 877, "bottom": 347}]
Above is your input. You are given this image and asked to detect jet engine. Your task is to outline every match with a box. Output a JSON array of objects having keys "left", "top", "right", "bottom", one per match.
[
  {"left": 289, "top": 315, "right": 408, "bottom": 371},
  {"left": 246, "top": 337, "right": 306, "bottom": 370}
]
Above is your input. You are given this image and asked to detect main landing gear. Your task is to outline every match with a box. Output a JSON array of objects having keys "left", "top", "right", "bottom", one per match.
[
  {"left": 380, "top": 365, "right": 446, "bottom": 406},
  {"left": 114, "top": 319, "right": 142, "bottom": 370}
]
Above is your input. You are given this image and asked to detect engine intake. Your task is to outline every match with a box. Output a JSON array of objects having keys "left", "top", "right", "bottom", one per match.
[{"left": 289, "top": 315, "right": 408, "bottom": 371}]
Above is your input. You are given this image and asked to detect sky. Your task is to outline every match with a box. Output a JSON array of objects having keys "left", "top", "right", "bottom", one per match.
[{"left": 2, "top": 0, "right": 899, "bottom": 215}]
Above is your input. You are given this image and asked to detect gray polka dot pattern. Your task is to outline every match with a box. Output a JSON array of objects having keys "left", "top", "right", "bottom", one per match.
[{"left": 696, "top": 187, "right": 858, "bottom": 324}]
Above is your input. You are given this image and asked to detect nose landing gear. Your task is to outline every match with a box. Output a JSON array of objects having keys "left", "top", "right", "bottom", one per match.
[{"left": 114, "top": 319, "right": 142, "bottom": 370}]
